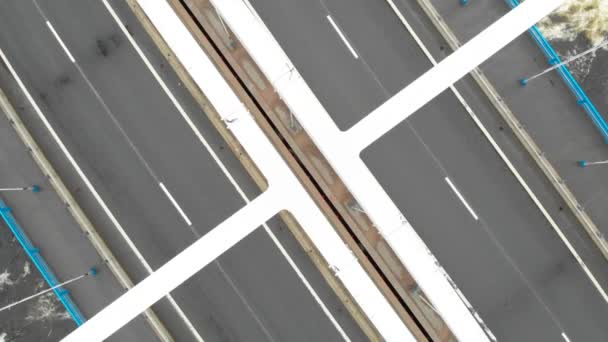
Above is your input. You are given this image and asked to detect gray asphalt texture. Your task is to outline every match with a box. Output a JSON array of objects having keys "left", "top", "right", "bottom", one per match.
[
  {"left": 0, "top": 0, "right": 366, "bottom": 341},
  {"left": 0, "top": 97, "right": 155, "bottom": 340},
  {"left": 0, "top": 215, "right": 73, "bottom": 342},
  {"left": 247, "top": 0, "right": 608, "bottom": 341}
]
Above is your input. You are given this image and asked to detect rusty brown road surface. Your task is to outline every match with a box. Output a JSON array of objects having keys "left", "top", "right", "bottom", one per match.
[{"left": 145, "top": 0, "right": 461, "bottom": 340}]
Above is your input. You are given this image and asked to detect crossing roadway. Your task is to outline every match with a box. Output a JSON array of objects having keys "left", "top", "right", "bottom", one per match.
[
  {"left": 0, "top": 0, "right": 368, "bottom": 341},
  {"left": 245, "top": 0, "right": 608, "bottom": 341}
]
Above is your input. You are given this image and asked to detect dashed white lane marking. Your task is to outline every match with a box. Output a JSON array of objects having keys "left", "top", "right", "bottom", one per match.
[
  {"left": 562, "top": 332, "right": 571, "bottom": 342},
  {"left": 159, "top": 182, "right": 193, "bottom": 226},
  {"left": 385, "top": 0, "right": 608, "bottom": 306},
  {"left": 45, "top": 20, "right": 75, "bottom": 63},
  {"left": 102, "top": 0, "right": 349, "bottom": 339},
  {"left": 29, "top": 1, "right": 206, "bottom": 340},
  {"left": 326, "top": 15, "right": 359, "bottom": 59},
  {"left": 445, "top": 177, "right": 478, "bottom": 221}
]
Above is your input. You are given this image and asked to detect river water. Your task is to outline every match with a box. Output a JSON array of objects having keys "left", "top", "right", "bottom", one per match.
[{"left": 537, "top": 0, "right": 608, "bottom": 119}]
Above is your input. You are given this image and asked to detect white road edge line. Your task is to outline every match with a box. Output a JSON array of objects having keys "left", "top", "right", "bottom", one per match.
[
  {"left": 15, "top": 6, "right": 204, "bottom": 342},
  {"left": 159, "top": 182, "right": 193, "bottom": 226},
  {"left": 384, "top": 0, "right": 608, "bottom": 305},
  {"left": 444, "top": 177, "right": 478, "bottom": 220},
  {"left": 326, "top": 15, "right": 359, "bottom": 59},
  {"left": 561, "top": 332, "right": 571, "bottom": 342},
  {"left": 45, "top": 20, "right": 75, "bottom": 63},
  {"left": 101, "top": 0, "right": 350, "bottom": 339}
]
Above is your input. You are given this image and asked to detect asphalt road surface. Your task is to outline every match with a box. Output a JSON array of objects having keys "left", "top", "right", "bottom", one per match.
[
  {"left": 247, "top": 0, "right": 608, "bottom": 341},
  {"left": 0, "top": 222, "right": 74, "bottom": 342},
  {"left": 0, "top": 95, "right": 156, "bottom": 340},
  {"left": 0, "top": 0, "right": 367, "bottom": 341}
]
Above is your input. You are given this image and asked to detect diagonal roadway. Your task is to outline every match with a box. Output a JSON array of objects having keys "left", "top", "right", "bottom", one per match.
[
  {"left": 246, "top": 0, "right": 608, "bottom": 340},
  {"left": 0, "top": 0, "right": 367, "bottom": 341}
]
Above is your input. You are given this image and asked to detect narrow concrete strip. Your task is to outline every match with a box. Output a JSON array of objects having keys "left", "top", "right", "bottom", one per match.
[
  {"left": 63, "top": 191, "right": 280, "bottom": 342},
  {"left": 124, "top": 1, "right": 388, "bottom": 341},
  {"left": 0, "top": 86, "right": 174, "bottom": 342},
  {"left": 412, "top": 0, "right": 608, "bottom": 265}
]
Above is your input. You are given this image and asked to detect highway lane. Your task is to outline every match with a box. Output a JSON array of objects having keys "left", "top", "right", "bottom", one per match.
[
  {"left": 423, "top": 0, "right": 608, "bottom": 263},
  {"left": 0, "top": 102, "right": 158, "bottom": 341},
  {"left": 0, "top": 0, "right": 367, "bottom": 341},
  {"left": 246, "top": 0, "right": 608, "bottom": 340}
]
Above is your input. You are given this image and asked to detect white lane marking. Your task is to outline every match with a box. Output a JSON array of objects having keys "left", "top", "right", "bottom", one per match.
[
  {"left": 386, "top": 0, "right": 608, "bottom": 305},
  {"left": 25, "top": 3, "right": 205, "bottom": 341},
  {"left": 159, "top": 182, "right": 193, "bottom": 226},
  {"left": 444, "top": 177, "right": 478, "bottom": 220},
  {"left": 0, "top": 52, "right": 151, "bottom": 267},
  {"left": 45, "top": 21, "right": 75, "bottom": 63},
  {"left": 326, "top": 15, "right": 359, "bottom": 59},
  {"left": 214, "top": 262, "right": 278, "bottom": 342},
  {"left": 562, "top": 332, "right": 571, "bottom": 342},
  {"left": 102, "top": 0, "right": 350, "bottom": 339},
  {"left": 0, "top": 47, "right": 159, "bottom": 281}
]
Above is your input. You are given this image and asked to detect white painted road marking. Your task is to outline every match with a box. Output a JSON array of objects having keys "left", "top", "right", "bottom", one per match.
[
  {"left": 326, "top": 15, "right": 359, "bottom": 59},
  {"left": 385, "top": 0, "right": 608, "bottom": 306},
  {"left": 29, "top": 2, "right": 206, "bottom": 341},
  {"left": 45, "top": 21, "right": 75, "bottom": 63},
  {"left": 445, "top": 177, "right": 478, "bottom": 220},
  {"left": 562, "top": 332, "right": 571, "bottom": 342},
  {"left": 159, "top": 182, "right": 192, "bottom": 226},
  {"left": 102, "top": 0, "right": 350, "bottom": 339}
]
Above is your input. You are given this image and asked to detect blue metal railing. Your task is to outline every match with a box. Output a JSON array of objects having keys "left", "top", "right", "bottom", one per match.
[
  {"left": 505, "top": 0, "right": 608, "bottom": 142},
  {"left": 0, "top": 198, "right": 85, "bottom": 325}
]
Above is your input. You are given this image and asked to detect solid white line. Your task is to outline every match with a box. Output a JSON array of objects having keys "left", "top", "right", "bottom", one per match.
[
  {"left": 385, "top": 0, "right": 608, "bottom": 305},
  {"left": 326, "top": 15, "right": 359, "bottom": 59},
  {"left": 0, "top": 50, "right": 151, "bottom": 269},
  {"left": 444, "top": 177, "right": 478, "bottom": 220},
  {"left": 159, "top": 182, "right": 192, "bottom": 226},
  {"left": 1, "top": 33, "right": 199, "bottom": 342},
  {"left": 102, "top": 1, "right": 350, "bottom": 339},
  {"left": 45, "top": 21, "right": 75, "bottom": 63},
  {"left": 29, "top": 3, "right": 205, "bottom": 341},
  {"left": 63, "top": 191, "right": 280, "bottom": 342},
  {"left": 562, "top": 332, "right": 571, "bottom": 342}
]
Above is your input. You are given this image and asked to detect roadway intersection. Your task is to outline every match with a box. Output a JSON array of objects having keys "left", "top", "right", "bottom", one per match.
[{"left": 0, "top": 0, "right": 366, "bottom": 341}]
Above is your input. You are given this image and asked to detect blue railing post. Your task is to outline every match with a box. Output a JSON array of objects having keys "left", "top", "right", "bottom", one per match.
[{"left": 0, "top": 197, "right": 86, "bottom": 325}]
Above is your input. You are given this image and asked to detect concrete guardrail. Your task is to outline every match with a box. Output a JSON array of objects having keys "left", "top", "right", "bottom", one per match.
[
  {"left": 0, "top": 197, "right": 86, "bottom": 325},
  {"left": 506, "top": 0, "right": 608, "bottom": 141}
]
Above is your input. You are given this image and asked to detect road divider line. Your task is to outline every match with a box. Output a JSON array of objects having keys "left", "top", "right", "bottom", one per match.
[
  {"left": 212, "top": 0, "right": 566, "bottom": 339},
  {"left": 33, "top": 3, "right": 211, "bottom": 339},
  {"left": 444, "top": 177, "right": 478, "bottom": 220},
  {"left": 562, "top": 332, "right": 571, "bottom": 342},
  {"left": 326, "top": 15, "right": 359, "bottom": 59},
  {"left": 392, "top": 0, "right": 608, "bottom": 304},
  {"left": 0, "top": 55, "right": 174, "bottom": 341},
  {"left": 159, "top": 182, "right": 192, "bottom": 226},
  {"left": 45, "top": 20, "right": 75, "bottom": 63},
  {"left": 105, "top": 1, "right": 351, "bottom": 339},
  {"left": 8, "top": 3, "right": 207, "bottom": 334},
  {"left": 63, "top": 190, "right": 281, "bottom": 342}
]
